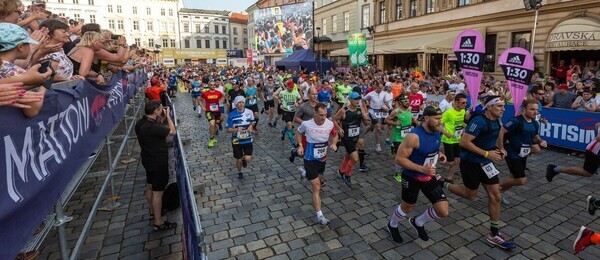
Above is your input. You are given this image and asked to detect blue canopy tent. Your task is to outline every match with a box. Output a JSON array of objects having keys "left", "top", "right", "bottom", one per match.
[{"left": 275, "top": 49, "right": 333, "bottom": 74}]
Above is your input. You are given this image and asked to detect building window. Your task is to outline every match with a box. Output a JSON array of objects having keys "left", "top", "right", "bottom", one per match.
[
  {"left": 108, "top": 20, "right": 115, "bottom": 29},
  {"left": 409, "top": 0, "right": 417, "bottom": 17},
  {"left": 162, "top": 39, "right": 168, "bottom": 48},
  {"left": 243, "top": 38, "right": 248, "bottom": 45},
  {"left": 426, "top": 0, "right": 435, "bottom": 14},
  {"left": 116, "top": 5, "right": 121, "bottom": 13},
  {"left": 215, "top": 40, "right": 220, "bottom": 49},
  {"left": 89, "top": 14, "right": 95, "bottom": 23},
  {"left": 170, "top": 39, "right": 176, "bottom": 48},
  {"left": 204, "top": 25, "right": 209, "bottom": 33},
  {"left": 195, "top": 24, "right": 201, "bottom": 33},
  {"left": 147, "top": 21, "right": 153, "bottom": 31},
  {"left": 223, "top": 40, "right": 227, "bottom": 49},
  {"left": 117, "top": 20, "right": 123, "bottom": 30},
  {"left": 243, "top": 28, "right": 247, "bottom": 34},
  {"left": 107, "top": 5, "right": 112, "bottom": 12},
  {"left": 458, "top": 0, "right": 471, "bottom": 7},
  {"left": 484, "top": 34, "right": 497, "bottom": 72},
  {"left": 132, "top": 6, "right": 137, "bottom": 14},
  {"left": 379, "top": 2, "right": 386, "bottom": 24},
  {"left": 362, "top": 5, "right": 370, "bottom": 29},
  {"left": 160, "top": 22, "right": 167, "bottom": 32},
  {"left": 184, "top": 39, "right": 190, "bottom": 48},
  {"left": 234, "top": 37, "right": 238, "bottom": 45},
  {"left": 134, "top": 38, "right": 140, "bottom": 46},
  {"left": 183, "top": 22, "right": 189, "bottom": 32},
  {"left": 146, "top": 7, "right": 151, "bottom": 15},
  {"left": 133, "top": 21, "right": 139, "bottom": 30},
  {"left": 214, "top": 25, "right": 219, "bottom": 34},
  {"left": 205, "top": 40, "right": 210, "bottom": 48},
  {"left": 161, "top": 8, "right": 165, "bottom": 16},
  {"left": 58, "top": 0, "right": 63, "bottom": 3},
  {"left": 169, "top": 9, "right": 173, "bottom": 16},
  {"left": 233, "top": 27, "right": 238, "bottom": 35},
  {"left": 344, "top": 12, "right": 350, "bottom": 31},
  {"left": 196, "top": 39, "right": 201, "bottom": 48},
  {"left": 322, "top": 18, "right": 327, "bottom": 35},
  {"left": 148, "top": 39, "right": 154, "bottom": 47},
  {"left": 73, "top": 0, "right": 78, "bottom": 4},
  {"left": 512, "top": 31, "right": 531, "bottom": 51},
  {"left": 332, "top": 15, "right": 337, "bottom": 33},
  {"left": 222, "top": 25, "right": 226, "bottom": 34},
  {"left": 88, "top": 0, "right": 94, "bottom": 5},
  {"left": 396, "top": 0, "right": 402, "bottom": 20},
  {"left": 73, "top": 14, "right": 80, "bottom": 20}
]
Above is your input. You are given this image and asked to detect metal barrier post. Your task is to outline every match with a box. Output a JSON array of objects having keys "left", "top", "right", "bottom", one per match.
[
  {"left": 98, "top": 136, "right": 121, "bottom": 211},
  {"left": 54, "top": 200, "right": 72, "bottom": 259}
]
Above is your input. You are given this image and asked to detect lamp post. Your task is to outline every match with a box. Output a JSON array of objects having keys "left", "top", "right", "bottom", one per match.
[
  {"left": 367, "top": 26, "right": 375, "bottom": 68},
  {"left": 153, "top": 44, "right": 161, "bottom": 65},
  {"left": 316, "top": 26, "right": 321, "bottom": 74},
  {"left": 523, "top": 0, "right": 542, "bottom": 54}
]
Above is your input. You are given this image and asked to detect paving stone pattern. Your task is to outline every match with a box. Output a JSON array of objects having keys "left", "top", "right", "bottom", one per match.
[{"left": 39, "top": 93, "right": 599, "bottom": 259}]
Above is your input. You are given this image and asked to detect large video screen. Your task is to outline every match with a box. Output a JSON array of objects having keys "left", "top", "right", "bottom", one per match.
[{"left": 253, "top": 2, "right": 313, "bottom": 55}]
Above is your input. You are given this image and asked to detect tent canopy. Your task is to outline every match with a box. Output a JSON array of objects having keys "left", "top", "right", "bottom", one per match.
[{"left": 275, "top": 49, "right": 333, "bottom": 73}]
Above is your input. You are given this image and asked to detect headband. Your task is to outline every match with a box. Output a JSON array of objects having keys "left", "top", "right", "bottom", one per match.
[{"left": 485, "top": 97, "right": 503, "bottom": 107}]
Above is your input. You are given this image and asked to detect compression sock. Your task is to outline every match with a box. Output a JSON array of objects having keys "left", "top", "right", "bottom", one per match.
[
  {"left": 415, "top": 207, "right": 441, "bottom": 226},
  {"left": 389, "top": 206, "right": 406, "bottom": 228},
  {"left": 340, "top": 157, "right": 349, "bottom": 173},
  {"left": 287, "top": 130, "right": 295, "bottom": 146},
  {"left": 358, "top": 149, "right": 366, "bottom": 166},
  {"left": 345, "top": 161, "right": 355, "bottom": 176},
  {"left": 490, "top": 220, "right": 500, "bottom": 236}
]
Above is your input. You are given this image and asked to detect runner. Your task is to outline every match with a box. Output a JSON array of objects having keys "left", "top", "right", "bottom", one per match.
[
  {"left": 335, "top": 78, "right": 353, "bottom": 113},
  {"left": 226, "top": 96, "right": 256, "bottom": 179},
  {"left": 407, "top": 82, "right": 425, "bottom": 121},
  {"left": 227, "top": 80, "right": 245, "bottom": 113},
  {"left": 498, "top": 99, "right": 547, "bottom": 205},
  {"left": 295, "top": 103, "right": 338, "bottom": 226},
  {"left": 442, "top": 95, "right": 517, "bottom": 250},
  {"left": 384, "top": 94, "right": 414, "bottom": 182},
  {"left": 440, "top": 93, "right": 467, "bottom": 183},
  {"left": 317, "top": 80, "right": 334, "bottom": 117},
  {"left": 387, "top": 106, "right": 448, "bottom": 244},
  {"left": 200, "top": 81, "right": 224, "bottom": 148},
  {"left": 167, "top": 70, "right": 178, "bottom": 98},
  {"left": 244, "top": 77, "right": 260, "bottom": 131},
  {"left": 333, "top": 92, "right": 370, "bottom": 187},
  {"left": 190, "top": 75, "right": 202, "bottom": 117},
  {"left": 275, "top": 81, "right": 302, "bottom": 146},
  {"left": 546, "top": 122, "right": 600, "bottom": 182},
  {"left": 363, "top": 82, "right": 393, "bottom": 153}
]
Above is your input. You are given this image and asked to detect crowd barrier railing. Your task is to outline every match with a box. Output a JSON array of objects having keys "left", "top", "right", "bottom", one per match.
[{"left": 0, "top": 70, "right": 147, "bottom": 259}]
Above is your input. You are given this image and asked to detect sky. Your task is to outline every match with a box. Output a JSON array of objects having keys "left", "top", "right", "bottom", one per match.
[{"left": 183, "top": 0, "right": 257, "bottom": 13}]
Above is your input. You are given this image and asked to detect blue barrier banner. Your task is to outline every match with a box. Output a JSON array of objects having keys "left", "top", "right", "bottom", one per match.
[
  {"left": 175, "top": 135, "right": 200, "bottom": 259},
  {"left": 502, "top": 105, "right": 600, "bottom": 151},
  {"left": 0, "top": 73, "right": 129, "bottom": 259}
]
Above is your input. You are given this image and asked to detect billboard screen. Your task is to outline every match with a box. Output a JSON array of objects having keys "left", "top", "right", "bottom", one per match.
[{"left": 253, "top": 2, "right": 313, "bottom": 55}]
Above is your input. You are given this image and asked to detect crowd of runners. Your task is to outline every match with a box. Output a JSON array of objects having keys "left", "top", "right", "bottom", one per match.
[{"left": 145, "top": 63, "right": 600, "bottom": 253}]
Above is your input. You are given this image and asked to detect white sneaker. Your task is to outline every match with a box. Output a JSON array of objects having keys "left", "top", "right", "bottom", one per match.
[
  {"left": 298, "top": 167, "right": 306, "bottom": 179},
  {"left": 375, "top": 144, "right": 382, "bottom": 153},
  {"left": 317, "top": 215, "right": 330, "bottom": 226}
]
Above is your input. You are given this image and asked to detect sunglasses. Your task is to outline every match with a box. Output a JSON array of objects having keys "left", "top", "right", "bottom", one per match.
[{"left": 536, "top": 92, "right": 545, "bottom": 95}]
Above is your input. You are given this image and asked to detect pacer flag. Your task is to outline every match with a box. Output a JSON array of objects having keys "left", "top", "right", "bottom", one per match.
[
  {"left": 453, "top": 29, "right": 485, "bottom": 110},
  {"left": 499, "top": 47, "right": 535, "bottom": 115}
]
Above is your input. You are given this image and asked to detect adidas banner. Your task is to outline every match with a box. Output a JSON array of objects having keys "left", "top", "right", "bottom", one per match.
[
  {"left": 453, "top": 29, "right": 485, "bottom": 110},
  {"left": 499, "top": 47, "right": 535, "bottom": 115}
]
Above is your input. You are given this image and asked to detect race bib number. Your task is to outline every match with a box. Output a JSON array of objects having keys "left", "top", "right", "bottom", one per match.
[
  {"left": 423, "top": 153, "right": 439, "bottom": 166},
  {"left": 400, "top": 126, "right": 411, "bottom": 137},
  {"left": 481, "top": 162, "right": 500, "bottom": 179},
  {"left": 313, "top": 142, "right": 328, "bottom": 159},
  {"left": 326, "top": 102, "right": 331, "bottom": 109},
  {"left": 535, "top": 114, "right": 540, "bottom": 121},
  {"left": 454, "top": 126, "right": 464, "bottom": 138},
  {"left": 342, "top": 94, "right": 349, "bottom": 100},
  {"left": 210, "top": 103, "right": 219, "bottom": 112},
  {"left": 374, "top": 110, "right": 388, "bottom": 118},
  {"left": 412, "top": 112, "right": 420, "bottom": 119},
  {"left": 237, "top": 130, "right": 250, "bottom": 139},
  {"left": 519, "top": 144, "right": 531, "bottom": 158},
  {"left": 193, "top": 87, "right": 201, "bottom": 92},
  {"left": 348, "top": 125, "right": 360, "bottom": 137},
  {"left": 266, "top": 95, "right": 273, "bottom": 100},
  {"left": 248, "top": 96, "right": 257, "bottom": 105},
  {"left": 286, "top": 102, "right": 295, "bottom": 111}
]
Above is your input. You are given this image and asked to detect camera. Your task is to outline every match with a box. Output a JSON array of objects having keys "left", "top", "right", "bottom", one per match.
[{"left": 111, "top": 34, "right": 122, "bottom": 40}]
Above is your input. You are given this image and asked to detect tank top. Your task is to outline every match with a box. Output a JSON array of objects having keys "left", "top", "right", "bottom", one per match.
[
  {"left": 318, "top": 88, "right": 332, "bottom": 110},
  {"left": 403, "top": 125, "right": 441, "bottom": 180},
  {"left": 245, "top": 86, "right": 258, "bottom": 106},
  {"left": 341, "top": 107, "right": 362, "bottom": 142}
]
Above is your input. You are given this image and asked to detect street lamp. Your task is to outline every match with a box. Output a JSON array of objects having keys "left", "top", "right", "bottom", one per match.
[
  {"left": 523, "top": 0, "right": 542, "bottom": 54},
  {"left": 153, "top": 44, "right": 161, "bottom": 65},
  {"left": 316, "top": 27, "right": 321, "bottom": 74},
  {"left": 367, "top": 26, "right": 375, "bottom": 67}
]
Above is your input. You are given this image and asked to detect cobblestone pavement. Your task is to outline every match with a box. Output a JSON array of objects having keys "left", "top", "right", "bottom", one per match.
[{"left": 38, "top": 92, "right": 599, "bottom": 259}]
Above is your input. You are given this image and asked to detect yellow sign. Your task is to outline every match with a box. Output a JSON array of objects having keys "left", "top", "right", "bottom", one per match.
[{"left": 160, "top": 48, "right": 227, "bottom": 59}]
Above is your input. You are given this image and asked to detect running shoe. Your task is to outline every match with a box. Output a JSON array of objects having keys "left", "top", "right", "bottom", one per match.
[
  {"left": 546, "top": 164, "right": 558, "bottom": 182},
  {"left": 198, "top": 113, "right": 202, "bottom": 118},
  {"left": 387, "top": 222, "right": 403, "bottom": 243},
  {"left": 586, "top": 196, "right": 597, "bottom": 216},
  {"left": 289, "top": 148, "right": 297, "bottom": 163},
  {"left": 338, "top": 170, "right": 345, "bottom": 180},
  {"left": 280, "top": 129, "right": 285, "bottom": 141},
  {"left": 242, "top": 159, "right": 247, "bottom": 168},
  {"left": 261, "top": 108, "right": 265, "bottom": 114},
  {"left": 237, "top": 172, "right": 244, "bottom": 179},
  {"left": 273, "top": 120, "right": 277, "bottom": 128},
  {"left": 343, "top": 175, "right": 352, "bottom": 188},
  {"left": 317, "top": 215, "right": 330, "bottom": 226},
  {"left": 375, "top": 144, "right": 382, "bottom": 153},
  {"left": 486, "top": 233, "right": 517, "bottom": 250},
  {"left": 385, "top": 138, "right": 392, "bottom": 145},
  {"left": 208, "top": 139, "right": 215, "bottom": 148},
  {"left": 394, "top": 173, "right": 402, "bottom": 183},
  {"left": 268, "top": 122, "right": 273, "bottom": 128},
  {"left": 574, "top": 226, "right": 593, "bottom": 253},
  {"left": 193, "top": 106, "right": 196, "bottom": 111},
  {"left": 359, "top": 164, "right": 370, "bottom": 172},
  {"left": 299, "top": 167, "right": 306, "bottom": 179},
  {"left": 500, "top": 196, "right": 510, "bottom": 206},
  {"left": 218, "top": 123, "right": 223, "bottom": 131},
  {"left": 409, "top": 217, "right": 429, "bottom": 241}
]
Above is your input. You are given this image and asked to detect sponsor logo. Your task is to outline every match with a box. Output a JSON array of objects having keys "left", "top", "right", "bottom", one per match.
[
  {"left": 507, "top": 53, "right": 526, "bottom": 66},
  {"left": 460, "top": 36, "right": 475, "bottom": 49}
]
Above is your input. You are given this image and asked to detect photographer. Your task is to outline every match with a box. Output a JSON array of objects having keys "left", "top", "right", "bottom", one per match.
[{"left": 135, "top": 100, "right": 177, "bottom": 231}]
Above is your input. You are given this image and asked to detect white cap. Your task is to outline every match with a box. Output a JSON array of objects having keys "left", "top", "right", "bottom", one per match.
[{"left": 233, "top": 96, "right": 246, "bottom": 105}]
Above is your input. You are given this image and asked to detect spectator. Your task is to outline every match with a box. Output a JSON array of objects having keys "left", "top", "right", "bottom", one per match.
[
  {"left": 145, "top": 77, "right": 166, "bottom": 101},
  {"left": 571, "top": 88, "right": 597, "bottom": 112},
  {"left": 0, "top": 22, "right": 46, "bottom": 117},
  {"left": 551, "top": 83, "right": 576, "bottom": 109},
  {"left": 438, "top": 89, "right": 455, "bottom": 113},
  {"left": 0, "top": 0, "right": 23, "bottom": 24},
  {"left": 39, "top": 19, "right": 80, "bottom": 82},
  {"left": 67, "top": 31, "right": 102, "bottom": 79},
  {"left": 583, "top": 61, "right": 597, "bottom": 80},
  {"left": 63, "top": 22, "right": 99, "bottom": 54},
  {"left": 21, "top": 0, "right": 49, "bottom": 31},
  {"left": 552, "top": 60, "right": 567, "bottom": 84}
]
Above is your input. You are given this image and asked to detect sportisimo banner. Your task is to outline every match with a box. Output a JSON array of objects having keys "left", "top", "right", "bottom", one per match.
[
  {"left": 499, "top": 47, "right": 535, "bottom": 115},
  {"left": 0, "top": 72, "right": 129, "bottom": 259},
  {"left": 453, "top": 29, "right": 485, "bottom": 110}
]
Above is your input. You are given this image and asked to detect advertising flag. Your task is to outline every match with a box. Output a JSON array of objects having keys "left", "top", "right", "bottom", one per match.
[
  {"left": 348, "top": 34, "right": 359, "bottom": 66},
  {"left": 356, "top": 33, "right": 368, "bottom": 66},
  {"left": 499, "top": 47, "right": 535, "bottom": 115},
  {"left": 453, "top": 29, "right": 485, "bottom": 109}
]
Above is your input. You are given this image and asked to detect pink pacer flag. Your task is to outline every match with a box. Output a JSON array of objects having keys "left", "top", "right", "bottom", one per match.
[
  {"left": 453, "top": 29, "right": 485, "bottom": 110},
  {"left": 498, "top": 47, "right": 535, "bottom": 115}
]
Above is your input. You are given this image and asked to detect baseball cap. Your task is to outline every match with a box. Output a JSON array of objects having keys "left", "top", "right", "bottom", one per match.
[
  {"left": 423, "top": 106, "right": 442, "bottom": 116},
  {"left": 0, "top": 23, "right": 39, "bottom": 52},
  {"left": 32, "top": 0, "right": 46, "bottom": 5},
  {"left": 286, "top": 81, "right": 295, "bottom": 88},
  {"left": 556, "top": 83, "right": 568, "bottom": 90},
  {"left": 348, "top": 92, "right": 361, "bottom": 100},
  {"left": 233, "top": 96, "right": 245, "bottom": 105}
]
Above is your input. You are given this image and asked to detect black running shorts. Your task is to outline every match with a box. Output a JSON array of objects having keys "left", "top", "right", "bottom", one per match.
[
  {"left": 401, "top": 173, "right": 447, "bottom": 205},
  {"left": 460, "top": 160, "right": 500, "bottom": 190},
  {"left": 583, "top": 150, "right": 600, "bottom": 175},
  {"left": 304, "top": 159, "right": 326, "bottom": 181},
  {"left": 505, "top": 157, "right": 527, "bottom": 179},
  {"left": 232, "top": 143, "right": 253, "bottom": 159},
  {"left": 443, "top": 143, "right": 462, "bottom": 163}
]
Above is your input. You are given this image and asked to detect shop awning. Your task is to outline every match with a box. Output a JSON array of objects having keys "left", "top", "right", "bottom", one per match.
[
  {"left": 329, "top": 28, "right": 485, "bottom": 57},
  {"left": 546, "top": 17, "right": 600, "bottom": 51}
]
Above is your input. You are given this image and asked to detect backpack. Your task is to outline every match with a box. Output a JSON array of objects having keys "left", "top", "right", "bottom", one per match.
[
  {"left": 470, "top": 113, "right": 500, "bottom": 138},
  {"left": 162, "top": 183, "right": 180, "bottom": 213},
  {"left": 504, "top": 115, "right": 539, "bottom": 143}
]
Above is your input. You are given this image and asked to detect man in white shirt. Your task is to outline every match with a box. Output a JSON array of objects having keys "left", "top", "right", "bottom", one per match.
[
  {"left": 363, "top": 83, "right": 393, "bottom": 152},
  {"left": 449, "top": 76, "right": 466, "bottom": 93},
  {"left": 439, "top": 90, "right": 456, "bottom": 113}
]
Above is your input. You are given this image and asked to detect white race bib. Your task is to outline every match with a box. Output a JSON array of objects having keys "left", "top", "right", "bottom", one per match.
[
  {"left": 237, "top": 130, "right": 250, "bottom": 139},
  {"left": 423, "top": 153, "right": 439, "bottom": 166},
  {"left": 348, "top": 125, "right": 360, "bottom": 137},
  {"left": 266, "top": 95, "right": 273, "bottom": 100},
  {"left": 286, "top": 102, "right": 295, "bottom": 111},
  {"left": 454, "top": 126, "right": 464, "bottom": 138},
  {"left": 326, "top": 102, "right": 331, "bottom": 109},
  {"left": 313, "top": 143, "right": 328, "bottom": 159},
  {"left": 400, "top": 126, "right": 411, "bottom": 137},
  {"left": 519, "top": 144, "right": 531, "bottom": 158},
  {"left": 481, "top": 162, "right": 500, "bottom": 179},
  {"left": 535, "top": 114, "right": 540, "bottom": 122},
  {"left": 248, "top": 96, "right": 257, "bottom": 105},
  {"left": 412, "top": 112, "right": 419, "bottom": 119},
  {"left": 210, "top": 103, "right": 219, "bottom": 112}
]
